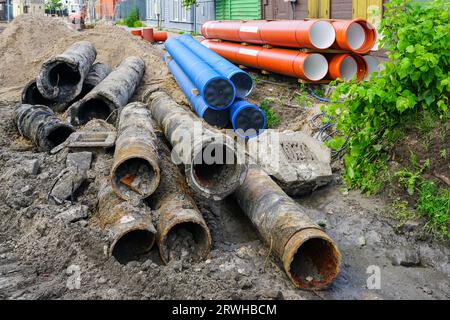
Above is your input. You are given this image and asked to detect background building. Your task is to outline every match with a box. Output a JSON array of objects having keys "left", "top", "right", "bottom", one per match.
[
  {"left": 12, "top": 0, "right": 45, "bottom": 17},
  {"left": 145, "top": 0, "right": 214, "bottom": 33}
]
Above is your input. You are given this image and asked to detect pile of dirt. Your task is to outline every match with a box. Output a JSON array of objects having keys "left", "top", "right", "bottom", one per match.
[{"left": 0, "top": 15, "right": 168, "bottom": 103}]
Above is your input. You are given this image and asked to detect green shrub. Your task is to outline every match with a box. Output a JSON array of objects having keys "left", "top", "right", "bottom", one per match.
[
  {"left": 260, "top": 98, "right": 280, "bottom": 128},
  {"left": 325, "top": 0, "right": 450, "bottom": 194}
]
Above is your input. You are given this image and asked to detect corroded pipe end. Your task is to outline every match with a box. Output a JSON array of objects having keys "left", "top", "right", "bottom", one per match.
[
  {"left": 110, "top": 146, "right": 161, "bottom": 201},
  {"left": 186, "top": 140, "right": 248, "bottom": 201},
  {"left": 158, "top": 215, "right": 211, "bottom": 264},
  {"left": 69, "top": 95, "right": 117, "bottom": 126},
  {"left": 22, "top": 79, "right": 53, "bottom": 106},
  {"left": 108, "top": 212, "right": 156, "bottom": 264},
  {"left": 283, "top": 228, "right": 341, "bottom": 290}
]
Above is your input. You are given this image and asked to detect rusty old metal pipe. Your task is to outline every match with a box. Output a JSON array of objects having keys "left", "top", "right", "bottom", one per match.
[
  {"left": 22, "top": 63, "right": 112, "bottom": 113},
  {"left": 36, "top": 41, "right": 97, "bottom": 102},
  {"left": 148, "top": 91, "right": 248, "bottom": 200},
  {"left": 111, "top": 102, "right": 160, "bottom": 201},
  {"left": 97, "top": 178, "right": 156, "bottom": 264},
  {"left": 149, "top": 140, "right": 211, "bottom": 263},
  {"left": 14, "top": 104, "right": 75, "bottom": 152},
  {"left": 68, "top": 56, "right": 145, "bottom": 126},
  {"left": 235, "top": 166, "right": 341, "bottom": 290}
]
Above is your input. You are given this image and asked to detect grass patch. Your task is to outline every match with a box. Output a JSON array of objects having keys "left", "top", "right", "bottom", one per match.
[
  {"left": 416, "top": 181, "right": 450, "bottom": 239},
  {"left": 260, "top": 98, "right": 280, "bottom": 128}
]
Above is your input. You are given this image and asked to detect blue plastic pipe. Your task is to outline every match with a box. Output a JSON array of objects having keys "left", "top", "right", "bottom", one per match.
[
  {"left": 229, "top": 99, "right": 266, "bottom": 139},
  {"left": 177, "top": 34, "right": 254, "bottom": 99},
  {"left": 165, "top": 38, "right": 236, "bottom": 110},
  {"left": 163, "top": 53, "right": 229, "bottom": 128}
]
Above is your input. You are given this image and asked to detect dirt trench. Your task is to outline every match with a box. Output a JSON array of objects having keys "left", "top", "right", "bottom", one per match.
[{"left": 0, "top": 16, "right": 449, "bottom": 300}]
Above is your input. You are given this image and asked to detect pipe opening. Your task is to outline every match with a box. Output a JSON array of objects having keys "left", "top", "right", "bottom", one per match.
[
  {"left": 309, "top": 21, "right": 336, "bottom": 49},
  {"left": 112, "top": 229, "right": 155, "bottom": 264},
  {"left": 164, "top": 222, "right": 209, "bottom": 262},
  {"left": 289, "top": 237, "right": 340, "bottom": 289},
  {"left": 346, "top": 23, "right": 366, "bottom": 51},
  {"left": 23, "top": 82, "right": 52, "bottom": 105},
  {"left": 113, "top": 158, "right": 157, "bottom": 200},
  {"left": 203, "top": 108, "right": 230, "bottom": 128},
  {"left": 193, "top": 144, "right": 239, "bottom": 193},
  {"left": 230, "top": 72, "right": 253, "bottom": 98},
  {"left": 46, "top": 125, "right": 75, "bottom": 149},
  {"left": 203, "top": 78, "right": 235, "bottom": 109},
  {"left": 234, "top": 107, "right": 265, "bottom": 137},
  {"left": 48, "top": 62, "right": 81, "bottom": 88},
  {"left": 340, "top": 56, "right": 358, "bottom": 81},
  {"left": 303, "top": 54, "right": 328, "bottom": 81},
  {"left": 76, "top": 98, "right": 113, "bottom": 125}
]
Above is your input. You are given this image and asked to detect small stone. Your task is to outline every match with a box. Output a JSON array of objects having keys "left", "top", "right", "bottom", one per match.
[
  {"left": 172, "top": 261, "right": 182, "bottom": 272},
  {"left": 357, "top": 236, "right": 366, "bottom": 247},
  {"left": 306, "top": 276, "right": 314, "bottom": 282},
  {"left": 20, "top": 185, "right": 33, "bottom": 196},
  {"left": 421, "top": 287, "right": 433, "bottom": 295},
  {"left": 24, "top": 159, "right": 40, "bottom": 175},
  {"left": 316, "top": 219, "right": 327, "bottom": 228},
  {"left": 78, "top": 220, "right": 88, "bottom": 227},
  {"left": 66, "top": 152, "right": 92, "bottom": 172},
  {"left": 49, "top": 167, "right": 87, "bottom": 204},
  {"left": 239, "top": 279, "right": 253, "bottom": 290},
  {"left": 365, "top": 230, "right": 382, "bottom": 245},
  {"left": 388, "top": 249, "right": 421, "bottom": 267},
  {"left": 237, "top": 268, "right": 245, "bottom": 274},
  {"left": 0, "top": 253, "right": 6, "bottom": 259},
  {"left": 205, "top": 259, "right": 211, "bottom": 264},
  {"left": 98, "top": 277, "right": 107, "bottom": 284},
  {"left": 55, "top": 205, "right": 89, "bottom": 224}
]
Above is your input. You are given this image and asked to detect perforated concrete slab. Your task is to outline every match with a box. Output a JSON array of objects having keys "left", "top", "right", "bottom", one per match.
[{"left": 247, "top": 130, "right": 333, "bottom": 195}]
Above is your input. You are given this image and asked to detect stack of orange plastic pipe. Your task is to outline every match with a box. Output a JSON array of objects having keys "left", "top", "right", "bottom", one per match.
[{"left": 201, "top": 19, "right": 377, "bottom": 82}]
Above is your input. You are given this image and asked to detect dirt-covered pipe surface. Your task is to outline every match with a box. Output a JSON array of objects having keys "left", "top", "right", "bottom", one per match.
[
  {"left": 22, "top": 63, "right": 112, "bottom": 113},
  {"left": 149, "top": 139, "right": 211, "bottom": 264},
  {"left": 36, "top": 41, "right": 97, "bottom": 102},
  {"left": 97, "top": 178, "right": 156, "bottom": 264},
  {"left": 235, "top": 166, "right": 341, "bottom": 290},
  {"left": 148, "top": 91, "right": 248, "bottom": 200},
  {"left": 111, "top": 102, "right": 160, "bottom": 201},
  {"left": 68, "top": 56, "right": 145, "bottom": 126},
  {"left": 14, "top": 104, "right": 75, "bottom": 151}
]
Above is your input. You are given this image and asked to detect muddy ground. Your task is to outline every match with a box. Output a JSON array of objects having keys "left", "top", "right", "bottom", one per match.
[{"left": 0, "top": 16, "right": 449, "bottom": 300}]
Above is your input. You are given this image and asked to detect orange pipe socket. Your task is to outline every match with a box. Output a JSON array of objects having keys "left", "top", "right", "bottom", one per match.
[
  {"left": 201, "top": 39, "right": 329, "bottom": 81},
  {"left": 202, "top": 20, "right": 336, "bottom": 50},
  {"left": 131, "top": 29, "right": 142, "bottom": 38},
  {"left": 327, "top": 53, "right": 368, "bottom": 82},
  {"left": 142, "top": 27, "right": 154, "bottom": 42},
  {"left": 153, "top": 31, "right": 168, "bottom": 42},
  {"left": 332, "top": 19, "right": 377, "bottom": 54}
]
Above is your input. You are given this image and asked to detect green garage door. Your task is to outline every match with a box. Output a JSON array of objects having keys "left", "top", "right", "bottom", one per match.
[{"left": 215, "top": 0, "right": 261, "bottom": 20}]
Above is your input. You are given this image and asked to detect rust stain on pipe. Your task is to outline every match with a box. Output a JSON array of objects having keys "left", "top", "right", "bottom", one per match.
[
  {"left": 111, "top": 102, "right": 160, "bottom": 201},
  {"left": 148, "top": 91, "right": 248, "bottom": 200},
  {"left": 235, "top": 166, "right": 341, "bottom": 290},
  {"left": 150, "top": 140, "right": 211, "bottom": 264},
  {"left": 97, "top": 179, "right": 156, "bottom": 264}
]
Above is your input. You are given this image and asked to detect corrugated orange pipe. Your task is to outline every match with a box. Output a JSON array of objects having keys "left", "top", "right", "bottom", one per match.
[
  {"left": 201, "top": 40, "right": 329, "bottom": 82},
  {"left": 327, "top": 53, "right": 367, "bottom": 82},
  {"left": 202, "top": 20, "right": 336, "bottom": 50},
  {"left": 331, "top": 19, "right": 377, "bottom": 53}
]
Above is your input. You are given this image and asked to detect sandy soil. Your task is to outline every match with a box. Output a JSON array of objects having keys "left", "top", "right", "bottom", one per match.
[{"left": 0, "top": 16, "right": 449, "bottom": 300}]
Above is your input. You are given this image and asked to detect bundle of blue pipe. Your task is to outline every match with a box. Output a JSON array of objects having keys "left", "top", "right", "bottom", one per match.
[{"left": 164, "top": 34, "right": 266, "bottom": 139}]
